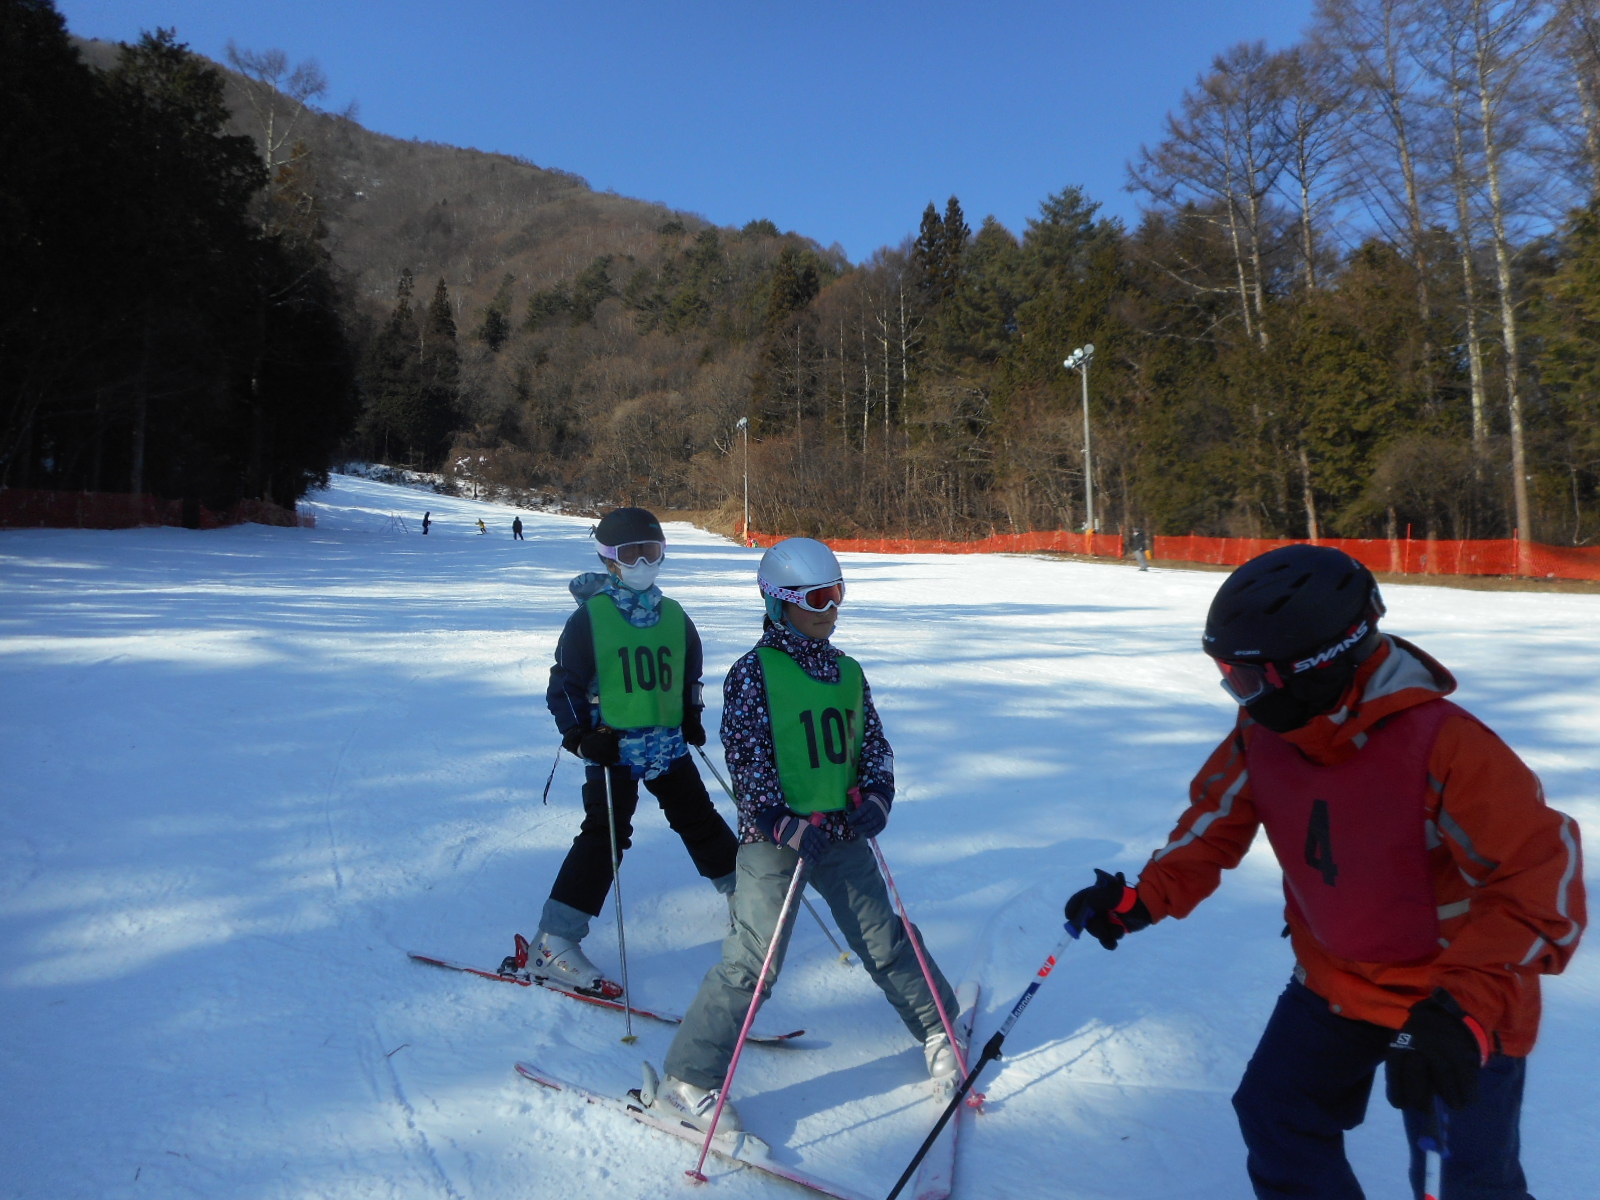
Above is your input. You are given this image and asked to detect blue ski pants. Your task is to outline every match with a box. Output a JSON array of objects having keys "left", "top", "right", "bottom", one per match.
[{"left": 1233, "top": 977, "right": 1532, "bottom": 1200}]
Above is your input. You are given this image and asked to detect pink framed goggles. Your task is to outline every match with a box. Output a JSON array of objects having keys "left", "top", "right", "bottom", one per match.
[
  {"left": 761, "top": 578, "right": 845, "bottom": 612},
  {"left": 598, "top": 540, "right": 665, "bottom": 566}
]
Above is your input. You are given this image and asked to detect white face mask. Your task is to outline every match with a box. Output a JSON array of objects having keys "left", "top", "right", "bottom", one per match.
[{"left": 613, "top": 559, "right": 661, "bottom": 591}]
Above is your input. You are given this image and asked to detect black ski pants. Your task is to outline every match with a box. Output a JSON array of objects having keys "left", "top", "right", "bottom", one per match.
[{"left": 548, "top": 754, "right": 737, "bottom": 919}]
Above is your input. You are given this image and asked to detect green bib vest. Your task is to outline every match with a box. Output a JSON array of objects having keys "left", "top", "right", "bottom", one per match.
[
  {"left": 587, "top": 594, "right": 687, "bottom": 730},
  {"left": 756, "top": 646, "right": 866, "bottom": 814}
]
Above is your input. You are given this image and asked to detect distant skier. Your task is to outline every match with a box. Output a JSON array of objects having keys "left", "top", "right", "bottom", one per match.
[
  {"left": 646, "top": 537, "right": 961, "bottom": 1134},
  {"left": 476, "top": 518, "right": 487, "bottom": 535},
  {"left": 1128, "top": 527, "right": 1150, "bottom": 570},
  {"left": 421, "top": 511, "right": 431, "bottom": 535},
  {"left": 516, "top": 507, "right": 737, "bottom": 997},
  {"left": 1063, "top": 545, "right": 1585, "bottom": 1200},
  {"left": 512, "top": 516, "right": 524, "bottom": 541}
]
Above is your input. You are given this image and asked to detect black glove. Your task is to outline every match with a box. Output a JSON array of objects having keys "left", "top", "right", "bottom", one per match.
[
  {"left": 1065, "top": 868, "right": 1153, "bottom": 950},
  {"left": 1384, "top": 988, "right": 1489, "bottom": 1112},
  {"left": 757, "top": 806, "right": 830, "bottom": 862},
  {"left": 846, "top": 791, "right": 890, "bottom": 840},
  {"left": 576, "top": 726, "right": 622, "bottom": 766},
  {"left": 682, "top": 709, "right": 706, "bottom": 747}
]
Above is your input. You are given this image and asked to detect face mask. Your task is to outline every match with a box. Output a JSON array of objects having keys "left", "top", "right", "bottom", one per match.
[{"left": 613, "top": 559, "right": 661, "bottom": 591}]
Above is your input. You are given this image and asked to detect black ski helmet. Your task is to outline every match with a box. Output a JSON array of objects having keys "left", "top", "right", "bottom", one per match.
[
  {"left": 593, "top": 506, "right": 664, "bottom": 550},
  {"left": 1203, "top": 544, "right": 1385, "bottom": 668}
]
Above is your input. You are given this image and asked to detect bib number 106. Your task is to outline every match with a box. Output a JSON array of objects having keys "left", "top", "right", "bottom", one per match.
[{"left": 615, "top": 645, "right": 673, "bottom": 693}]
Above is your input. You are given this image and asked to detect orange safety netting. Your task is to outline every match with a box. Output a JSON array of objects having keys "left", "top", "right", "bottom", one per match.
[{"left": 746, "top": 529, "right": 1600, "bottom": 582}]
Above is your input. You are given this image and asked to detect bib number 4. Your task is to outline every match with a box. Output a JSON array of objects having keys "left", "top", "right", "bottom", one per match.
[{"left": 1304, "top": 798, "right": 1339, "bottom": 886}]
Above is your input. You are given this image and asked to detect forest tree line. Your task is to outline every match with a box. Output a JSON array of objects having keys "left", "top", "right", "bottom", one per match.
[
  {"left": 6, "top": 0, "right": 1600, "bottom": 549},
  {"left": 373, "top": 0, "right": 1600, "bottom": 546},
  {"left": 1, "top": 0, "right": 357, "bottom": 511}
]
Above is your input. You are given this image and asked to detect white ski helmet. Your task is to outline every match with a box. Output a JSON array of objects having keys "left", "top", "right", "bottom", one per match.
[{"left": 758, "top": 537, "right": 843, "bottom": 622}]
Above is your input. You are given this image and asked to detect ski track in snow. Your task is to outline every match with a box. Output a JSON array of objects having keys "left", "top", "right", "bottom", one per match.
[{"left": 1, "top": 473, "right": 1596, "bottom": 1199}]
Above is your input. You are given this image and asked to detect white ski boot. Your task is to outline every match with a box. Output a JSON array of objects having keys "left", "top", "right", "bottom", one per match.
[
  {"left": 924, "top": 1029, "right": 964, "bottom": 1098},
  {"left": 527, "top": 932, "right": 621, "bottom": 999},
  {"left": 639, "top": 1061, "right": 758, "bottom": 1145}
]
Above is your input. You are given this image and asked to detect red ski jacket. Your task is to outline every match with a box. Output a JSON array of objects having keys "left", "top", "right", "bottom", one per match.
[{"left": 1135, "top": 636, "right": 1585, "bottom": 1056}]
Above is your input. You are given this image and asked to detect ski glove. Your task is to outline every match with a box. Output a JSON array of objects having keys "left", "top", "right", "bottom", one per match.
[
  {"left": 577, "top": 726, "right": 622, "bottom": 766},
  {"left": 846, "top": 791, "right": 890, "bottom": 840},
  {"left": 682, "top": 709, "right": 707, "bottom": 747},
  {"left": 757, "top": 806, "right": 830, "bottom": 862},
  {"left": 1065, "top": 868, "right": 1153, "bottom": 950},
  {"left": 1384, "top": 988, "right": 1490, "bottom": 1112}
]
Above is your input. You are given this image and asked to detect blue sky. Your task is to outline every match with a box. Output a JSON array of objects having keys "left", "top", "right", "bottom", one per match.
[{"left": 54, "top": 1, "right": 1316, "bottom": 264}]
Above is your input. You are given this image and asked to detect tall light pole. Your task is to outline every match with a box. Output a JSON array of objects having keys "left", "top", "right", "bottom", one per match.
[
  {"left": 735, "top": 417, "right": 749, "bottom": 544},
  {"left": 1063, "top": 344, "right": 1096, "bottom": 532}
]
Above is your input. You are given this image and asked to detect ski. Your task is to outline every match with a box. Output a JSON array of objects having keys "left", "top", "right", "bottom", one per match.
[
  {"left": 514, "top": 1061, "right": 873, "bottom": 1200},
  {"left": 911, "top": 980, "right": 981, "bottom": 1200},
  {"left": 407, "top": 951, "right": 806, "bottom": 1044}
]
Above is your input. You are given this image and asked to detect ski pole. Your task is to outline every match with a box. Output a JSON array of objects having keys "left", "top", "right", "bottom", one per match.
[
  {"left": 601, "top": 765, "right": 636, "bottom": 1044},
  {"left": 539, "top": 739, "right": 563, "bottom": 804},
  {"left": 694, "top": 744, "right": 853, "bottom": 965},
  {"left": 687, "top": 853, "right": 809, "bottom": 1184},
  {"left": 866, "top": 835, "right": 968, "bottom": 1079},
  {"left": 1418, "top": 1098, "right": 1448, "bottom": 1200},
  {"left": 884, "top": 920, "right": 1084, "bottom": 1200}
]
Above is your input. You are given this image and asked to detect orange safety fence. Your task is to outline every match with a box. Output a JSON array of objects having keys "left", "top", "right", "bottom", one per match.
[
  {"left": 0, "top": 488, "right": 313, "bottom": 531},
  {"left": 747, "top": 528, "right": 1600, "bottom": 582}
]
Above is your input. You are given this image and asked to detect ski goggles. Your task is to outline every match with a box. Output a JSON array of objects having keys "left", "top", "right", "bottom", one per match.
[
  {"left": 761, "top": 578, "right": 845, "bottom": 612},
  {"left": 599, "top": 540, "right": 665, "bottom": 566},
  {"left": 1214, "top": 617, "right": 1373, "bottom": 705},
  {"left": 1215, "top": 659, "right": 1287, "bottom": 705}
]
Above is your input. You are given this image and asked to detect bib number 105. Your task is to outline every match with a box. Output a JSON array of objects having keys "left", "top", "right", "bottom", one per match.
[
  {"left": 615, "top": 645, "right": 673, "bottom": 693},
  {"left": 798, "top": 707, "right": 857, "bottom": 768}
]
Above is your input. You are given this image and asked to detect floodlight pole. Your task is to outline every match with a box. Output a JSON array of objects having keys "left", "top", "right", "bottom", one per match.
[
  {"left": 1064, "top": 345, "right": 1096, "bottom": 533},
  {"left": 735, "top": 417, "right": 750, "bottom": 543}
]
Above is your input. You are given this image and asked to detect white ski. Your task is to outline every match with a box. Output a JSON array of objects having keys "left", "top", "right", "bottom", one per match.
[
  {"left": 912, "top": 980, "right": 981, "bottom": 1200},
  {"left": 514, "top": 1061, "right": 874, "bottom": 1200},
  {"left": 408, "top": 950, "right": 806, "bottom": 1043}
]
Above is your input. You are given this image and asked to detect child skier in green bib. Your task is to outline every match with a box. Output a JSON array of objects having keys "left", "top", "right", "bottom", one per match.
[
  {"left": 515, "top": 507, "right": 739, "bottom": 997},
  {"left": 646, "top": 537, "right": 961, "bottom": 1133}
]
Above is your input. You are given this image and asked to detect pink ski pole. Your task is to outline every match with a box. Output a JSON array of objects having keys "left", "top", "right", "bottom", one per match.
[
  {"left": 851, "top": 789, "right": 969, "bottom": 1082},
  {"left": 686, "top": 852, "right": 809, "bottom": 1184},
  {"left": 866, "top": 837, "right": 970, "bottom": 1082}
]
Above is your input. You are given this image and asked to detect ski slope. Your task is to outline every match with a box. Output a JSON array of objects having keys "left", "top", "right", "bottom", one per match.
[{"left": 2, "top": 473, "right": 1596, "bottom": 1200}]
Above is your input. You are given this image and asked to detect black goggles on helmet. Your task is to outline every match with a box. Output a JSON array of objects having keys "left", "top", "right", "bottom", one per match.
[{"left": 1214, "top": 617, "right": 1373, "bottom": 705}]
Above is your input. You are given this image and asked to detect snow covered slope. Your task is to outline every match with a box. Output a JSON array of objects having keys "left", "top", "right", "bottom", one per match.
[{"left": 2, "top": 474, "right": 1595, "bottom": 1198}]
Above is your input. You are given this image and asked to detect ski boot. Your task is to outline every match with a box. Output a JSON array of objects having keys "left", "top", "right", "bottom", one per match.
[
  {"left": 924, "top": 1029, "right": 965, "bottom": 1100},
  {"left": 499, "top": 932, "right": 622, "bottom": 999},
  {"left": 638, "top": 1062, "right": 766, "bottom": 1154}
]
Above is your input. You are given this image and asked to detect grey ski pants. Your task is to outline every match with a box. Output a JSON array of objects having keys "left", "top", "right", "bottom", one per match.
[{"left": 663, "top": 838, "right": 957, "bottom": 1091}]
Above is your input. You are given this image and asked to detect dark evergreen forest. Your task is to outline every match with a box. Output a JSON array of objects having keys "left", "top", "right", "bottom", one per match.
[
  {"left": 1, "top": 0, "right": 358, "bottom": 511},
  {"left": 6, "top": 0, "right": 1599, "bottom": 545}
]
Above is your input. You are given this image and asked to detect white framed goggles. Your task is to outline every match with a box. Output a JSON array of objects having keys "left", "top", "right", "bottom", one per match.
[
  {"left": 761, "top": 577, "right": 845, "bottom": 612},
  {"left": 599, "top": 540, "right": 664, "bottom": 566}
]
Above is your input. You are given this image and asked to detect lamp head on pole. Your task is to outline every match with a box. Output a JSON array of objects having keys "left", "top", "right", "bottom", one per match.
[
  {"left": 735, "top": 417, "right": 748, "bottom": 431},
  {"left": 1063, "top": 344, "right": 1096, "bottom": 371}
]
